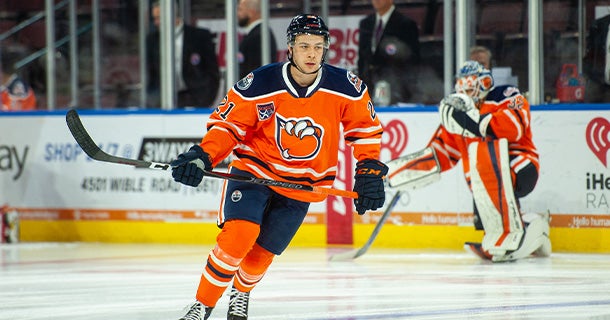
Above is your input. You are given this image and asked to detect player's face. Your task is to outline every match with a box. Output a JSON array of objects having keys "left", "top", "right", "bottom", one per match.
[{"left": 290, "top": 34, "right": 327, "bottom": 73}]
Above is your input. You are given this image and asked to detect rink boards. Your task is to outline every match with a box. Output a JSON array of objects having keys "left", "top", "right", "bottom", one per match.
[{"left": 1, "top": 106, "right": 610, "bottom": 252}]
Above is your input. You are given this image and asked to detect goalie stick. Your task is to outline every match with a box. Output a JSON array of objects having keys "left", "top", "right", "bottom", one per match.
[
  {"left": 329, "top": 191, "right": 402, "bottom": 261},
  {"left": 329, "top": 143, "right": 442, "bottom": 261},
  {"left": 65, "top": 109, "right": 358, "bottom": 199}
]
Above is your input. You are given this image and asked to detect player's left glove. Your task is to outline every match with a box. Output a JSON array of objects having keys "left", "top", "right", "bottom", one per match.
[
  {"left": 439, "top": 93, "right": 492, "bottom": 138},
  {"left": 170, "top": 145, "right": 213, "bottom": 187},
  {"left": 353, "top": 159, "right": 388, "bottom": 215}
]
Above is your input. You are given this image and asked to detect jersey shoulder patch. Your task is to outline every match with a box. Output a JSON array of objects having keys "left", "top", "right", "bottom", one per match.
[
  {"left": 320, "top": 64, "right": 367, "bottom": 98},
  {"left": 486, "top": 85, "right": 521, "bottom": 103},
  {"left": 234, "top": 63, "right": 285, "bottom": 98}
]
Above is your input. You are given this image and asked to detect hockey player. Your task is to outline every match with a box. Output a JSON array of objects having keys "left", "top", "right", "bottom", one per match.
[
  {"left": 407, "top": 60, "right": 549, "bottom": 262},
  {"left": 171, "top": 14, "right": 387, "bottom": 320}
]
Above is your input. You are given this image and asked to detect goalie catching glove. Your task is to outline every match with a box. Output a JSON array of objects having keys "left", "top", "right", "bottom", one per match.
[
  {"left": 353, "top": 159, "right": 389, "bottom": 215},
  {"left": 170, "top": 145, "right": 213, "bottom": 187},
  {"left": 439, "top": 93, "right": 492, "bottom": 138}
]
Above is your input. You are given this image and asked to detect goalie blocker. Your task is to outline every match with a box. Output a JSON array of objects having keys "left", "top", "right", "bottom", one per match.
[{"left": 386, "top": 147, "right": 441, "bottom": 190}]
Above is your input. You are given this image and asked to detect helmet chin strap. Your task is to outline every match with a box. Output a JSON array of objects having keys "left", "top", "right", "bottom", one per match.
[{"left": 287, "top": 48, "right": 325, "bottom": 75}]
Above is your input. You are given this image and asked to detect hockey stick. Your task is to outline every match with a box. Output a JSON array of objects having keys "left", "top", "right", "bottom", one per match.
[
  {"left": 329, "top": 191, "right": 402, "bottom": 261},
  {"left": 329, "top": 138, "right": 442, "bottom": 260},
  {"left": 65, "top": 109, "right": 358, "bottom": 199}
]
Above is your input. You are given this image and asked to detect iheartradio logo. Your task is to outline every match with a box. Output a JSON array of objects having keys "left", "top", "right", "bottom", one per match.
[
  {"left": 586, "top": 117, "right": 610, "bottom": 166},
  {"left": 381, "top": 119, "right": 408, "bottom": 158}
]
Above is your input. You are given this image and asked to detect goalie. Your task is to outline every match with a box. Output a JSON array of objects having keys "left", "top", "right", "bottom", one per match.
[{"left": 389, "top": 60, "right": 550, "bottom": 262}]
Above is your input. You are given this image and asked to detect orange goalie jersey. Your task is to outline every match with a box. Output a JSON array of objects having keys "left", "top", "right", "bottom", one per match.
[
  {"left": 200, "top": 62, "right": 383, "bottom": 202},
  {"left": 429, "top": 84, "right": 539, "bottom": 186}
]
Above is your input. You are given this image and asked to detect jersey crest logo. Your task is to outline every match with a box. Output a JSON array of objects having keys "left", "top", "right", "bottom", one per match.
[
  {"left": 237, "top": 72, "right": 254, "bottom": 90},
  {"left": 502, "top": 87, "right": 519, "bottom": 97},
  {"left": 257, "top": 102, "right": 275, "bottom": 120},
  {"left": 347, "top": 71, "right": 363, "bottom": 93},
  {"left": 276, "top": 114, "right": 324, "bottom": 161}
]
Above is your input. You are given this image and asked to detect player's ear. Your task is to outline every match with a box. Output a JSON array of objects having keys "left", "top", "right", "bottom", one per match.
[{"left": 286, "top": 48, "right": 293, "bottom": 60}]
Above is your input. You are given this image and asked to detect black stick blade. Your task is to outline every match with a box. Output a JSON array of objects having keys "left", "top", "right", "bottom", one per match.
[{"left": 65, "top": 108, "right": 166, "bottom": 169}]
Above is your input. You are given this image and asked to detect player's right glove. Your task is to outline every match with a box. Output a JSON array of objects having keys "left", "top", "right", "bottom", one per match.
[
  {"left": 353, "top": 159, "right": 389, "bottom": 215},
  {"left": 170, "top": 145, "right": 213, "bottom": 187}
]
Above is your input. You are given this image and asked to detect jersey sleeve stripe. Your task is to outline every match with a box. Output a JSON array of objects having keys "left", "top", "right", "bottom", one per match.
[
  {"left": 503, "top": 110, "right": 523, "bottom": 140},
  {"left": 207, "top": 119, "right": 248, "bottom": 137},
  {"left": 349, "top": 137, "right": 382, "bottom": 145},
  {"left": 343, "top": 124, "right": 383, "bottom": 135},
  {"left": 208, "top": 125, "right": 244, "bottom": 143}
]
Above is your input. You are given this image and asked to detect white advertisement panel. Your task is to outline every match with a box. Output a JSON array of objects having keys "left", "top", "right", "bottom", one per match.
[
  {"left": 2, "top": 113, "right": 213, "bottom": 209},
  {"left": 2, "top": 108, "right": 610, "bottom": 228}
]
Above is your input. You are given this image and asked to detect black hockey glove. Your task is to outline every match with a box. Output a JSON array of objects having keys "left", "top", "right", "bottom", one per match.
[
  {"left": 170, "top": 145, "right": 213, "bottom": 187},
  {"left": 353, "top": 159, "right": 388, "bottom": 215}
]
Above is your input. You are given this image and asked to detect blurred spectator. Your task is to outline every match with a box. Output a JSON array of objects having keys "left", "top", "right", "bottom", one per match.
[
  {"left": 470, "top": 45, "right": 492, "bottom": 69},
  {"left": 358, "top": 0, "right": 420, "bottom": 105},
  {"left": 237, "top": 0, "right": 278, "bottom": 78},
  {"left": 1, "top": 47, "right": 36, "bottom": 111},
  {"left": 470, "top": 45, "right": 519, "bottom": 87},
  {"left": 146, "top": 0, "right": 220, "bottom": 108},
  {"left": 583, "top": 13, "right": 610, "bottom": 102}
]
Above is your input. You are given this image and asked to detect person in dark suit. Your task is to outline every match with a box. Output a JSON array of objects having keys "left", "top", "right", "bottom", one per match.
[
  {"left": 147, "top": 1, "right": 220, "bottom": 108},
  {"left": 237, "top": 0, "right": 278, "bottom": 78},
  {"left": 357, "top": 0, "right": 420, "bottom": 105}
]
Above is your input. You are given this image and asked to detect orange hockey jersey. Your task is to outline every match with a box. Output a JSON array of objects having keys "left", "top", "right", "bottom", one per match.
[
  {"left": 1, "top": 75, "right": 36, "bottom": 111},
  {"left": 429, "top": 85, "right": 539, "bottom": 186},
  {"left": 200, "top": 62, "right": 383, "bottom": 202}
]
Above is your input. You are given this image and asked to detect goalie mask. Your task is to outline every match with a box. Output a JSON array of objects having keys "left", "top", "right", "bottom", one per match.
[
  {"left": 286, "top": 14, "right": 330, "bottom": 73},
  {"left": 454, "top": 60, "right": 494, "bottom": 105}
]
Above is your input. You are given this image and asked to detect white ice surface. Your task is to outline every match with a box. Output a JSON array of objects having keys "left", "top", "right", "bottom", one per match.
[{"left": 1, "top": 243, "right": 610, "bottom": 320}]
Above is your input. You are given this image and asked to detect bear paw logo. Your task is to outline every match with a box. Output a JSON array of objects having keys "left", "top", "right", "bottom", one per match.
[{"left": 276, "top": 115, "right": 324, "bottom": 160}]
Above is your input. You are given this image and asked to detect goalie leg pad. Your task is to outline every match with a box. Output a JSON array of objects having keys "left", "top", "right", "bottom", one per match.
[
  {"left": 469, "top": 139, "right": 524, "bottom": 255},
  {"left": 492, "top": 212, "right": 551, "bottom": 262},
  {"left": 524, "top": 212, "right": 552, "bottom": 257}
]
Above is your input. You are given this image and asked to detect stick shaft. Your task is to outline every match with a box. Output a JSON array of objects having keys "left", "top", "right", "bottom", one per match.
[
  {"left": 329, "top": 191, "right": 401, "bottom": 261},
  {"left": 66, "top": 109, "right": 358, "bottom": 199}
]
